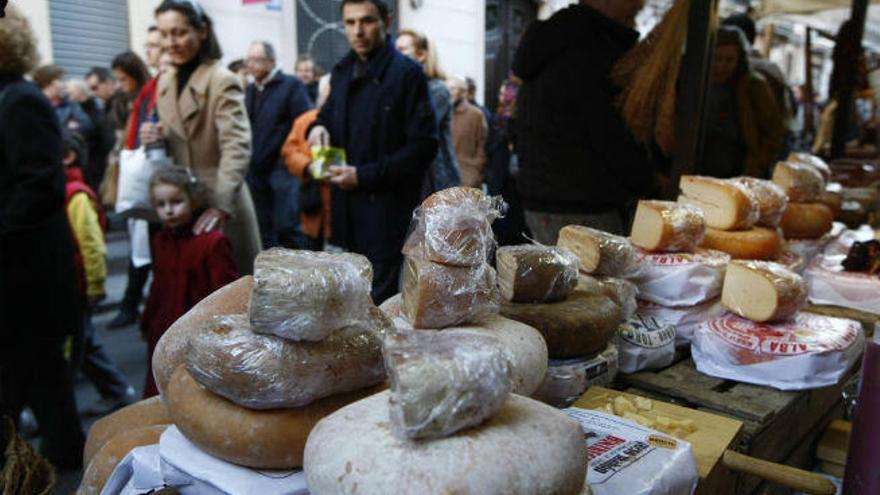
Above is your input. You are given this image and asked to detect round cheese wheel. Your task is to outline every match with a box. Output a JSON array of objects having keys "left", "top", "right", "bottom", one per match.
[
  {"left": 817, "top": 190, "right": 842, "bottom": 218},
  {"left": 780, "top": 203, "right": 834, "bottom": 239},
  {"left": 152, "top": 276, "right": 253, "bottom": 396},
  {"left": 165, "top": 365, "right": 382, "bottom": 469},
  {"left": 78, "top": 425, "right": 168, "bottom": 495},
  {"left": 83, "top": 396, "right": 170, "bottom": 467},
  {"left": 732, "top": 177, "right": 788, "bottom": 227},
  {"left": 304, "top": 391, "right": 587, "bottom": 495},
  {"left": 700, "top": 226, "right": 782, "bottom": 260},
  {"left": 500, "top": 291, "right": 622, "bottom": 359}
]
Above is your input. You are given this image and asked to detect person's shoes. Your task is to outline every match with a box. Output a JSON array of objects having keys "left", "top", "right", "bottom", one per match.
[
  {"left": 83, "top": 386, "right": 137, "bottom": 416},
  {"left": 107, "top": 307, "right": 138, "bottom": 329},
  {"left": 18, "top": 407, "right": 39, "bottom": 439}
]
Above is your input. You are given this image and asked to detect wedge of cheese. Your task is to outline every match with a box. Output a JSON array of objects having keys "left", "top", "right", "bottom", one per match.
[
  {"left": 557, "top": 225, "right": 641, "bottom": 277},
  {"left": 678, "top": 175, "right": 759, "bottom": 230},
  {"left": 496, "top": 245, "right": 578, "bottom": 303},
  {"left": 773, "top": 161, "right": 825, "bottom": 202},
  {"left": 721, "top": 260, "right": 807, "bottom": 322},
  {"left": 631, "top": 200, "right": 706, "bottom": 253}
]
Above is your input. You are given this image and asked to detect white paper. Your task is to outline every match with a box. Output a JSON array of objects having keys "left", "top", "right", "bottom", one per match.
[
  {"left": 563, "top": 408, "right": 699, "bottom": 495},
  {"left": 101, "top": 444, "right": 165, "bottom": 495},
  {"left": 535, "top": 344, "right": 619, "bottom": 408},
  {"left": 631, "top": 249, "right": 730, "bottom": 307},
  {"left": 636, "top": 299, "right": 726, "bottom": 348},
  {"left": 616, "top": 313, "right": 676, "bottom": 373},
  {"left": 128, "top": 218, "right": 152, "bottom": 268}
]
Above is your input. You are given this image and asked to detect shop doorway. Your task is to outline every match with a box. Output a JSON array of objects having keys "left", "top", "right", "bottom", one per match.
[{"left": 484, "top": 0, "right": 537, "bottom": 110}]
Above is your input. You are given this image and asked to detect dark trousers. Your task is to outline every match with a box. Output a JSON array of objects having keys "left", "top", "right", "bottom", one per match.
[
  {"left": 370, "top": 256, "right": 403, "bottom": 306},
  {"left": 120, "top": 261, "right": 151, "bottom": 313},
  {"left": 71, "top": 310, "right": 130, "bottom": 399},
  {"left": 248, "top": 165, "right": 302, "bottom": 249},
  {"left": 0, "top": 339, "right": 85, "bottom": 469}
]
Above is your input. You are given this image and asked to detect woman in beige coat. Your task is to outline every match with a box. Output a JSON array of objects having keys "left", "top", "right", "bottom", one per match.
[{"left": 140, "top": 0, "right": 261, "bottom": 274}]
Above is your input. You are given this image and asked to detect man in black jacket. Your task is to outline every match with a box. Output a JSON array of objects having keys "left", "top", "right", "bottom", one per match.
[
  {"left": 309, "top": 0, "right": 437, "bottom": 303},
  {"left": 245, "top": 41, "right": 313, "bottom": 249},
  {"left": 512, "top": 0, "right": 654, "bottom": 242}
]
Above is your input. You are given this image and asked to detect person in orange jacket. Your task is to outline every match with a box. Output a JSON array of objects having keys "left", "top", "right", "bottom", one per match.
[{"left": 281, "top": 74, "right": 332, "bottom": 251}]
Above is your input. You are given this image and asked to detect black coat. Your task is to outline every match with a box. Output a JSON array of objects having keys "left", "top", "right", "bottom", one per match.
[
  {"left": 0, "top": 75, "right": 82, "bottom": 350},
  {"left": 316, "top": 39, "right": 438, "bottom": 261},
  {"left": 246, "top": 70, "right": 313, "bottom": 176},
  {"left": 512, "top": 4, "right": 655, "bottom": 214}
]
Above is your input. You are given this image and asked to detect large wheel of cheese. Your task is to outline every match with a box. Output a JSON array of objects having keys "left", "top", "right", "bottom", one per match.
[
  {"left": 83, "top": 396, "right": 170, "bottom": 467},
  {"left": 500, "top": 291, "right": 621, "bottom": 359},
  {"left": 780, "top": 203, "right": 834, "bottom": 239},
  {"left": 152, "top": 276, "right": 253, "bottom": 396},
  {"left": 165, "top": 365, "right": 381, "bottom": 469},
  {"left": 304, "top": 391, "right": 587, "bottom": 495},
  {"left": 78, "top": 425, "right": 168, "bottom": 495},
  {"left": 700, "top": 226, "right": 781, "bottom": 260}
]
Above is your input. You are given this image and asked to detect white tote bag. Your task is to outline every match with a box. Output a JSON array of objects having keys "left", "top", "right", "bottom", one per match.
[{"left": 116, "top": 147, "right": 170, "bottom": 221}]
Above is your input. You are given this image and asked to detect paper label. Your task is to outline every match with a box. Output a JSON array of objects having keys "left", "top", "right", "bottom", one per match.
[
  {"left": 619, "top": 315, "right": 676, "bottom": 349},
  {"left": 706, "top": 313, "right": 859, "bottom": 356}
]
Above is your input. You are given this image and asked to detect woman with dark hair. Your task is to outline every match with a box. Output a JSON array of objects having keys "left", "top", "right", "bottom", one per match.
[
  {"left": 139, "top": 0, "right": 261, "bottom": 274},
  {"left": 112, "top": 51, "right": 151, "bottom": 99},
  {"left": 700, "top": 26, "right": 783, "bottom": 179}
]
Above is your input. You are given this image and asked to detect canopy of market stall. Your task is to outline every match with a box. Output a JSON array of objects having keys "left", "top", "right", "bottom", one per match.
[{"left": 757, "top": 1, "right": 880, "bottom": 50}]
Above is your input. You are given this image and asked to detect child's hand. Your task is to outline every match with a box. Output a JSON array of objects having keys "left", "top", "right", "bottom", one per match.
[{"left": 193, "top": 208, "right": 229, "bottom": 235}]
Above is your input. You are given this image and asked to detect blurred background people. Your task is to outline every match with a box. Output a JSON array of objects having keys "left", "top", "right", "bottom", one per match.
[
  {"left": 32, "top": 64, "right": 95, "bottom": 139},
  {"left": 448, "top": 75, "right": 487, "bottom": 189},
  {"left": 295, "top": 54, "right": 321, "bottom": 105}
]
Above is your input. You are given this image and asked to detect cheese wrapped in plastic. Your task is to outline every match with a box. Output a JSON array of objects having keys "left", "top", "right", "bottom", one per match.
[
  {"left": 787, "top": 152, "right": 832, "bottom": 182},
  {"left": 496, "top": 244, "right": 578, "bottom": 303},
  {"left": 631, "top": 201, "right": 706, "bottom": 253},
  {"left": 557, "top": 226, "right": 643, "bottom": 278},
  {"left": 678, "top": 175, "right": 760, "bottom": 231},
  {"left": 534, "top": 345, "right": 619, "bottom": 408},
  {"left": 249, "top": 249, "right": 373, "bottom": 342},
  {"left": 731, "top": 177, "right": 789, "bottom": 227},
  {"left": 721, "top": 261, "right": 807, "bottom": 323},
  {"left": 384, "top": 329, "right": 512, "bottom": 439},
  {"left": 186, "top": 314, "right": 387, "bottom": 409},
  {"left": 773, "top": 161, "right": 825, "bottom": 202},
  {"left": 402, "top": 258, "right": 499, "bottom": 329},
  {"left": 402, "top": 187, "right": 505, "bottom": 267}
]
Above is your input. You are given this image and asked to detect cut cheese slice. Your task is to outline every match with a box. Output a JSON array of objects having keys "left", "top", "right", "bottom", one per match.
[
  {"left": 780, "top": 203, "right": 834, "bottom": 239},
  {"left": 721, "top": 260, "right": 807, "bottom": 322},
  {"left": 496, "top": 244, "right": 578, "bottom": 303},
  {"left": 678, "top": 175, "right": 759, "bottom": 230},
  {"left": 700, "top": 226, "right": 782, "bottom": 260},
  {"left": 772, "top": 161, "right": 825, "bottom": 202},
  {"left": 401, "top": 257, "right": 498, "bottom": 329},
  {"left": 557, "top": 225, "right": 641, "bottom": 277},
  {"left": 631, "top": 200, "right": 706, "bottom": 253},
  {"left": 732, "top": 177, "right": 789, "bottom": 227}
]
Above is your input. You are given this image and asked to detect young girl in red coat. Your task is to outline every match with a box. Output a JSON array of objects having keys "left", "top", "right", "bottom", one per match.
[{"left": 142, "top": 166, "right": 239, "bottom": 398}]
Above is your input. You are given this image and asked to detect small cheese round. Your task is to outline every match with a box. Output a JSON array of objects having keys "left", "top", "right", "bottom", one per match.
[
  {"left": 700, "top": 226, "right": 782, "bottom": 260},
  {"left": 780, "top": 203, "right": 834, "bottom": 239},
  {"left": 304, "top": 391, "right": 587, "bottom": 495},
  {"left": 732, "top": 177, "right": 789, "bottom": 227},
  {"left": 631, "top": 200, "right": 706, "bottom": 253},
  {"left": 78, "top": 425, "right": 168, "bottom": 495},
  {"left": 773, "top": 161, "right": 825, "bottom": 202},
  {"left": 165, "top": 365, "right": 382, "bottom": 469},
  {"left": 83, "top": 396, "right": 170, "bottom": 467}
]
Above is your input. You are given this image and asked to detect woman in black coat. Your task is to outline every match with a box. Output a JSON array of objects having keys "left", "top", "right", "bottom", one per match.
[{"left": 0, "top": 5, "right": 85, "bottom": 469}]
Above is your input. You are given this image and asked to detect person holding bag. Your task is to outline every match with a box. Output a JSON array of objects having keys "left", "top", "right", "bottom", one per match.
[{"left": 139, "top": 0, "right": 261, "bottom": 274}]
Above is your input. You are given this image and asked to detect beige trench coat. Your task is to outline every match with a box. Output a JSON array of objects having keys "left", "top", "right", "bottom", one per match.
[{"left": 156, "top": 60, "right": 262, "bottom": 274}]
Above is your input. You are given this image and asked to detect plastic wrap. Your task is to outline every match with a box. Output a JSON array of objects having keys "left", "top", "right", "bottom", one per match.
[
  {"left": 805, "top": 227, "right": 880, "bottom": 314},
  {"left": 597, "top": 277, "right": 639, "bottom": 320},
  {"left": 185, "top": 314, "right": 387, "bottom": 410},
  {"left": 772, "top": 161, "right": 825, "bottom": 202},
  {"left": 402, "top": 257, "right": 499, "bottom": 329},
  {"left": 678, "top": 176, "right": 760, "bottom": 230},
  {"left": 635, "top": 299, "right": 726, "bottom": 348},
  {"left": 383, "top": 329, "right": 512, "bottom": 439},
  {"left": 402, "top": 187, "right": 506, "bottom": 267},
  {"left": 495, "top": 244, "right": 579, "bottom": 303},
  {"left": 557, "top": 225, "right": 644, "bottom": 278},
  {"left": 534, "top": 345, "right": 619, "bottom": 408},
  {"left": 631, "top": 201, "right": 706, "bottom": 253},
  {"left": 309, "top": 146, "right": 346, "bottom": 179},
  {"left": 787, "top": 152, "right": 832, "bottom": 182},
  {"left": 616, "top": 313, "right": 676, "bottom": 373},
  {"left": 775, "top": 247, "right": 806, "bottom": 273},
  {"left": 721, "top": 261, "right": 807, "bottom": 323},
  {"left": 563, "top": 408, "right": 699, "bottom": 495},
  {"left": 692, "top": 312, "right": 864, "bottom": 390},
  {"left": 732, "top": 177, "right": 789, "bottom": 227},
  {"left": 631, "top": 248, "right": 730, "bottom": 307},
  {"left": 249, "top": 249, "right": 373, "bottom": 342}
]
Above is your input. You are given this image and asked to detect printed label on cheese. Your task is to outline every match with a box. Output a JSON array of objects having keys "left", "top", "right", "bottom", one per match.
[
  {"left": 563, "top": 408, "right": 699, "bottom": 495},
  {"left": 636, "top": 247, "right": 728, "bottom": 267},
  {"left": 706, "top": 313, "right": 859, "bottom": 356},
  {"left": 619, "top": 315, "right": 676, "bottom": 349}
]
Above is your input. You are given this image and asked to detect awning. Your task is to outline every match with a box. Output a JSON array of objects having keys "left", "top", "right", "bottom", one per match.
[
  {"left": 758, "top": 2, "right": 880, "bottom": 50},
  {"left": 758, "top": 0, "right": 880, "bottom": 16}
]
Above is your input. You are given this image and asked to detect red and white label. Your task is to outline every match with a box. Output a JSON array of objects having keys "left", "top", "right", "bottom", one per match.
[
  {"left": 706, "top": 313, "right": 860, "bottom": 356},
  {"left": 636, "top": 248, "right": 729, "bottom": 267}
]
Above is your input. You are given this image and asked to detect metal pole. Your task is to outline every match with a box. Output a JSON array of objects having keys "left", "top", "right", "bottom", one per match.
[
  {"left": 671, "top": 0, "right": 719, "bottom": 191},
  {"left": 804, "top": 27, "right": 815, "bottom": 138},
  {"left": 830, "top": 0, "right": 869, "bottom": 158}
]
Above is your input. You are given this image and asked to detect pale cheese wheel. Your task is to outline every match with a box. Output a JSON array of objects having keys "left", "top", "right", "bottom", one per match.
[
  {"left": 152, "top": 276, "right": 253, "bottom": 397},
  {"left": 780, "top": 203, "right": 834, "bottom": 239},
  {"left": 304, "top": 391, "right": 587, "bottom": 495},
  {"left": 557, "top": 225, "right": 641, "bottom": 277},
  {"left": 678, "top": 175, "right": 759, "bottom": 230},
  {"left": 77, "top": 425, "right": 168, "bottom": 495},
  {"left": 772, "top": 161, "right": 825, "bottom": 202},
  {"left": 165, "top": 365, "right": 383, "bottom": 469},
  {"left": 700, "top": 226, "right": 782, "bottom": 260},
  {"left": 722, "top": 260, "right": 807, "bottom": 322},
  {"left": 631, "top": 200, "right": 706, "bottom": 253},
  {"left": 732, "top": 177, "right": 789, "bottom": 227},
  {"left": 83, "top": 396, "right": 170, "bottom": 467}
]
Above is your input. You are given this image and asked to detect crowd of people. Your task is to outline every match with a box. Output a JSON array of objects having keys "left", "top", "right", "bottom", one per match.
[{"left": 0, "top": 0, "right": 874, "bottom": 475}]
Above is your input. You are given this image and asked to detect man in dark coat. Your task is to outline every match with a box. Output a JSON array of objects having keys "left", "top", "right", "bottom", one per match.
[
  {"left": 245, "top": 40, "right": 313, "bottom": 249},
  {"left": 0, "top": 71, "right": 85, "bottom": 468},
  {"left": 310, "top": 0, "right": 438, "bottom": 303},
  {"left": 512, "top": 0, "right": 654, "bottom": 242}
]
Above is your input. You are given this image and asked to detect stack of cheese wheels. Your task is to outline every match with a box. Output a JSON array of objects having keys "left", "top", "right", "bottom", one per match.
[
  {"left": 773, "top": 160, "right": 835, "bottom": 240},
  {"left": 400, "top": 187, "right": 502, "bottom": 329},
  {"left": 151, "top": 250, "right": 392, "bottom": 472},
  {"left": 679, "top": 175, "right": 782, "bottom": 260}
]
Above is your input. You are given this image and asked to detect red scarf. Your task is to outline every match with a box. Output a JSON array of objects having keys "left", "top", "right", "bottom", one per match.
[{"left": 126, "top": 77, "right": 160, "bottom": 150}]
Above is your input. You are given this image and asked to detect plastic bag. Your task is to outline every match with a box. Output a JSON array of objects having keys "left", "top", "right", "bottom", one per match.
[
  {"left": 692, "top": 312, "right": 864, "bottom": 390},
  {"left": 616, "top": 313, "right": 676, "bottom": 373},
  {"left": 534, "top": 344, "right": 619, "bottom": 408},
  {"left": 249, "top": 248, "right": 373, "bottom": 342},
  {"left": 631, "top": 248, "right": 730, "bottom": 307},
  {"left": 557, "top": 226, "right": 644, "bottom": 278},
  {"left": 116, "top": 147, "right": 169, "bottom": 221},
  {"left": 384, "top": 329, "right": 512, "bottom": 439},
  {"left": 732, "top": 177, "right": 788, "bottom": 228},
  {"left": 309, "top": 145, "right": 346, "bottom": 179},
  {"left": 563, "top": 408, "right": 699, "bottom": 495},
  {"left": 776, "top": 247, "right": 806, "bottom": 273},
  {"left": 186, "top": 314, "right": 387, "bottom": 409},
  {"left": 403, "top": 187, "right": 506, "bottom": 267},
  {"left": 635, "top": 299, "right": 726, "bottom": 348},
  {"left": 401, "top": 257, "right": 499, "bottom": 329},
  {"left": 495, "top": 244, "right": 578, "bottom": 303}
]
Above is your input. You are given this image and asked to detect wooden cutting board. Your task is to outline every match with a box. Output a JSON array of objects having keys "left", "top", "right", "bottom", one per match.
[{"left": 573, "top": 387, "right": 743, "bottom": 482}]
